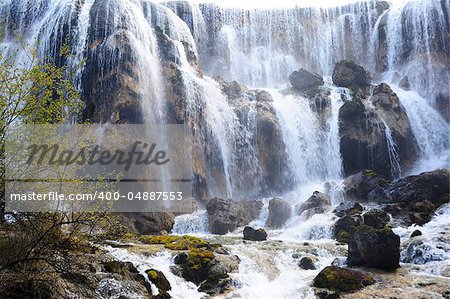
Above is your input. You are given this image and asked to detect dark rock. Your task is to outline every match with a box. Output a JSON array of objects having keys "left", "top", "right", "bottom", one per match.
[
  {"left": 206, "top": 198, "right": 263, "bottom": 235},
  {"left": 333, "top": 203, "right": 364, "bottom": 218},
  {"left": 175, "top": 248, "right": 239, "bottom": 295},
  {"left": 296, "top": 191, "right": 331, "bottom": 218},
  {"left": 313, "top": 266, "right": 375, "bottom": 292},
  {"left": 363, "top": 210, "right": 390, "bottom": 229},
  {"left": 146, "top": 269, "right": 171, "bottom": 292},
  {"left": 174, "top": 252, "right": 189, "bottom": 265},
  {"left": 332, "top": 60, "right": 372, "bottom": 92},
  {"left": 289, "top": 68, "right": 324, "bottom": 91},
  {"left": 122, "top": 212, "right": 175, "bottom": 235},
  {"left": 370, "top": 83, "right": 419, "bottom": 174},
  {"left": 343, "top": 170, "right": 388, "bottom": 202},
  {"left": 243, "top": 226, "right": 267, "bottom": 241},
  {"left": 102, "top": 261, "right": 139, "bottom": 275},
  {"left": 399, "top": 76, "right": 410, "bottom": 90},
  {"left": 347, "top": 225, "right": 400, "bottom": 269},
  {"left": 333, "top": 215, "right": 363, "bottom": 243},
  {"left": 266, "top": 198, "right": 292, "bottom": 228},
  {"left": 368, "top": 169, "right": 450, "bottom": 225},
  {"left": 298, "top": 256, "right": 316, "bottom": 270},
  {"left": 410, "top": 230, "right": 422, "bottom": 238}
]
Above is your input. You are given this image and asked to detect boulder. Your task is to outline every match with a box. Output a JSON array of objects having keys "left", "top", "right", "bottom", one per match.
[
  {"left": 122, "top": 212, "right": 175, "bottom": 235},
  {"left": 296, "top": 191, "right": 332, "bottom": 218},
  {"left": 298, "top": 256, "right": 317, "bottom": 270},
  {"left": 266, "top": 198, "right": 292, "bottom": 228},
  {"left": 289, "top": 68, "right": 324, "bottom": 91},
  {"left": 339, "top": 84, "right": 419, "bottom": 178},
  {"left": 338, "top": 98, "right": 391, "bottom": 177},
  {"left": 333, "top": 202, "right": 364, "bottom": 218},
  {"left": 332, "top": 60, "right": 372, "bottom": 92},
  {"left": 410, "top": 230, "right": 422, "bottom": 238},
  {"left": 370, "top": 83, "right": 418, "bottom": 173},
  {"left": 363, "top": 210, "right": 390, "bottom": 229},
  {"left": 146, "top": 269, "right": 171, "bottom": 293},
  {"left": 333, "top": 214, "right": 362, "bottom": 243},
  {"left": 399, "top": 76, "right": 410, "bottom": 90},
  {"left": 206, "top": 198, "right": 263, "bottom": 235},
  {"left": 343, "top": 170, "right": 388, "bottom": 202},
  {"left": 243, "top": 226, "right": 267, "bottom": 241},
  {"left": 174, "top": 248, "right": 239, "bottom": 295},
  {"left": 313, "top": 266, "right": 375, "bottom": 292},
  {"left": 347, "top": 225, "right": 400, "bottom": 269},
  {"left": 368, "top": 169, "right": 450, "bottom": 225}
]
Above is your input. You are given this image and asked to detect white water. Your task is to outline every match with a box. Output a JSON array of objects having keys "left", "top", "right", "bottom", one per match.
[{"left": 381, "top": 118, "right": 402, "bottom": 179}]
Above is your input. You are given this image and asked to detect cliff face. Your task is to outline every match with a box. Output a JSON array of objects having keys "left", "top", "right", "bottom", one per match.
[{"left": 1, "top": 0, "right": 448, "bottom": 198}]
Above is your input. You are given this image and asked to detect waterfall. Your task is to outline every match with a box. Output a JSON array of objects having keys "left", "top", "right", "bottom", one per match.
[
  {"left": 1, "top": 0, "right": 448, "bottom": 198},
  {"left": 381, "top": 118, "right": 402, "bottom": 179}
]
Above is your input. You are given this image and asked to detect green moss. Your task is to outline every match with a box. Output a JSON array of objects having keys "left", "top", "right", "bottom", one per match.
[
  {"left": 188, "top": 248, "right": 215, "bottom": 270},
  {"left": 147, "top": 270, "right": 158, "bottom": 280},
  {"left": 138, "top": 235, "right": 212, "bottom": 250},
  {"left": 313, "top": 266, "right": 375, "bottom": 292},
  {"left": 337, "top": 230, "right": 349, "bottom": 243}
]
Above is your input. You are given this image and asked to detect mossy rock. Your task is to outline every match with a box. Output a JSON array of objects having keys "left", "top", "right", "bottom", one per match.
[
  {"left": 313, "top": 266, "right": 375, "bottom": 292},
  {"left": 337, "top": 230, "right": 350, "bottom": 243},
  {"left": 145, "top": 269, "right": 171, "bottom": 292},
  {"left": 175, "top": 248, "right": 216, "bottom": 284},
  {"left": 138, "top": 235, "right": 213, "bottom": 250}
]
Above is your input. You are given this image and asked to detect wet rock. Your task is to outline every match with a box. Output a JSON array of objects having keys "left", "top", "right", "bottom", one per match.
[
  {"left": 363, "top": 210, "right": 390, "bottom": 229},
  {"left": 298, "top": 256, "right": 317, "bottom": 270},
  {"left": 410, "top": 230, "right": 422, "bottom": 238},
  {"left": 313, "top": 266, "right": 375, "bottom": 292},
  {"left": 332, "top": 60, "right": 372, "bottom": 93},
  {"left": 289, "top": 68, "right": 324, "bottom": 91},
  {"left": 122, "top": 212, "right": 175, "bottom": 235},
  {"left": 399, "top": 76, "right": 411, "bottom": 90},
  {"left": 296, "top": 191, "right": 331, "bottom": 218},
  {"left": 338, "top": 98, "right": 391, "bottom": 177},
  {"left": 333, "top": 202, "right": 364, "bottom": 218},
  {"left": 206, "top": 198, "right": 263, "bottom": 235},
  {"left": 146, "top": 269, "right": 171, "bottom": 293},
  {"left": 175, "top": 248, "right": 239, "bottom": 295},
  {"left": 266, "top": 198, "right": 292, "bottom": 228},
  {"left": 370, "top": 83, "right": 419, "bottom": 173},
  {"left": 243, "top": 226, "right": 268, "bottom": 241},
  {"left": 343, "top": 170, "right": 389, "bottom": 202},
  {"left": 368, "top": 169, "right": 450, "bottom": 225},
  {"left": 333, "top": 214, "right": 363, "bottom": 243},
  {"left": 347, "top": 225, "right": 400, "bottom": 269}
]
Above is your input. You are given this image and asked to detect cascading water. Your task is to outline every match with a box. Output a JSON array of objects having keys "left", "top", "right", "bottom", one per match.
[{"left": 2, "top": 1, "right": 449, "bottom": 297}]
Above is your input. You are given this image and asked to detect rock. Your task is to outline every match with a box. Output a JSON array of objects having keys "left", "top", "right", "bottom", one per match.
[
  {"left": 333, "top": 202, "right": 364, "bottom": 218},
  {"left": 243, "top": 226, "right": 268, "bottom": 241},
  {"left": 410, "top": 230, "right": 422, "bottom": 238},
  {"left": 370, "top": 83, "right": 418, "bottom": 173},
  {"left": 296, "top": 191, "right": 331, "bottom": 218},
  {"left": 298, "top": 256, "right": 316, "bottom": 270},
  {"left": 289, "top": 68, "right": 324, "bottom": 91},
  {"left": 399, "top": 76, "right": 410, "bottom": 90},
  {"left": 368, "top": 169, "right": 450, "bottom": 225},
  {"left": 339, "top": 82, "right": 419, "bottom": 179},
  {"left": 266, "top": 198, "right": 292, "bottom": 228},
  {"left": 343, "top": 170, "right": 388, "bottom": 202},
  {"left": 175, "top": 248, "right": 239, "bottom": 295},
  {"left": 338, "top": 98, "right": 391, "bottom": 177},
  {"left": 347, "top": 225, "right": 400, "bottom": 269},
  {"left": 206, "top": 198, "right": 263, "bottom": 235},
  {"left": 333, "top": 215, "right": 362, "bottom": 243},
  {"left": 146, "top": 269, "right": 171, "bottom": 293},
  {"left": 122, "top": 212, "right": 175, "bottom": 235},
  {"left": 332, "top": 60, "right": 372, "bottom": 92},
  {"left": 363, "top": 210, "right": 390, "bottom": 229},
  {"left": 313, "top": 266, "right": 375, "bottom": 292}
]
